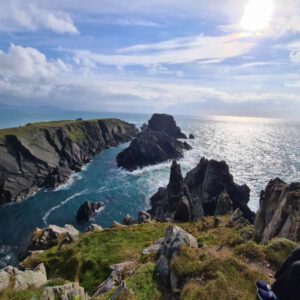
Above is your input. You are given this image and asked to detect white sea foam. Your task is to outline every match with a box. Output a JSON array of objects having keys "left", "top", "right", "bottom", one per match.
[{"left": 42, "top": 189, "right": 90, "bottom": 225}]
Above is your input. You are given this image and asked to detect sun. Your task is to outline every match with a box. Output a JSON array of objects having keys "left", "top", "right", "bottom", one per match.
[{"left": 241, "top": 0, "right": 274, "bottom": 32}]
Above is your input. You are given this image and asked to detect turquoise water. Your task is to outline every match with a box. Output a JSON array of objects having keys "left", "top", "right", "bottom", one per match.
[{"left": 0, "top": 108, "right": 299, "bottom": 267}]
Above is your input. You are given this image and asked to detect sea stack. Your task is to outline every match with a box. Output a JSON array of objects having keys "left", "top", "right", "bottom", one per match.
[{"left": 116, "top": 113, "right": 192, "bottom": 171}]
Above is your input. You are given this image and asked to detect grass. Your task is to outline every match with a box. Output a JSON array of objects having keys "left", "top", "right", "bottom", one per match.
[
  {"left": 20, "top": 217, "right": 299, "bottom": 300},
  {"left": 26, "top": 223, "right": 168, "bottom": 295},
  {"left": 0, "top": 118, "right": 119, "bottom": 139},
  {"left": 180, "top": 255, "right": 269, "bottom": 300},
  {"left": 0, "top": 288, "right": 42, "bottom": 300}
]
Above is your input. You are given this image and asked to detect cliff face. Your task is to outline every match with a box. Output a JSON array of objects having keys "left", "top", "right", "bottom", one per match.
[
  {"left": 0, "top": 119, "right": 138, "bottom": 204},
  {"left": 255, "top": 178, "right": 300, "bottom": 244}
]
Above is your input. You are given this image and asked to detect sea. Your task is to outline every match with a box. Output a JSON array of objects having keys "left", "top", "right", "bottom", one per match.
[{"left": 0, "top": 106, "right": 299, "bottom": 268}]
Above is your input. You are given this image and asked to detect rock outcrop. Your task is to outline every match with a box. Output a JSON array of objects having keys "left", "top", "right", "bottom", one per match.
[
  {"left": 255, "top": 178, "right": 300, "bottom": 244},
  {"left": 76, "top": 201, "right": 104, "bottom": 223},
  {"left": 156, "top": 225, "right": 198, "bottom": 289},
  {"left": 0, "top": 263, "right": 47, "bottom": 292},
  {"left": 150, "top": 158, "right": 254, "bottom": 223},
  {"left": 189, "top": 134, "right": 195, "bottom": 139},
  {"left": 116, "top": 114, "right": 191, "bottom": 171},
  {"left": 93, "top": 261, "right": 137, "bottom": 297},
  {"left": 0, "top": 119, "right": 138, "bottom": 204},
  {"left": 147, "top": 113, "right": 187, "bottom": 139},
  {"left": 41, "top": 282, "right": 89, "bottom": 300},
  {"left": 20, "top": 224, "right": 79, "bottom": 260},
  {"left": 150, "top": 160, "right": 195, "bottom": 222}
]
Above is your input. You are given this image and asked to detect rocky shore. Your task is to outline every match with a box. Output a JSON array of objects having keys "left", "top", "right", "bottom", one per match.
[{"left": 0, "top": 119, "right": 138, "bottom": 204}]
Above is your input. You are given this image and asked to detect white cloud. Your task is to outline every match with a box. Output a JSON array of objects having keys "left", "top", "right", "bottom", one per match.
[
  {"left": 72, "top": 33, "right": 255, "bottom": 69},
  {"left": 0, "top": 0, "right": 78, "bottom": 34}
]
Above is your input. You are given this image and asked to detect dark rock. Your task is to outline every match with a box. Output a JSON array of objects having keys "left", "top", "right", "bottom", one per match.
[
  {"left": 140, "top": 123, "right": 148, "bottom": 131},
  {"left": 214, "top": 193, "right": 233, "bottom": 216},
  {"left": 255, "top": 178, "right": 300, "bottom": 244},
  {"left": 116, "top": 130, "right": 191, "bottom": 171},
  {"left": 138, "top": 211, "right": 152, "bottom": 223},
  {"left": 150, "top": 160, "right": 195, "bottom": 222},
  {"left": 148, "top": 113, "right": 187, "bottom": 139},
  {"left": 0, "top": 119, "right": 138, "bottom": 204},
  {"left": 20, "top": 225, "right": 79, "bottom": 260},
  {"left": 76, "top": 201, "right": 104, "bottom": 224},
  {"left": 123, "top": 214, "right": 135, "bottom": 225},
  {"left": 156, "top": 225, "right": 198, "bottom": 289},
  {"left": 189, "top": 134, "right": 195, "bottom": 139},
  {"left": 149, "top": 158, "right": 254, "bottom": 223}
]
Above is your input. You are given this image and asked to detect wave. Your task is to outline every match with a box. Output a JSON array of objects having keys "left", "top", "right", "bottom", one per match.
[
  {"left": 54, "top": 172, "right": 83, "bottom": 192},
  {"left": 42, "top": 189, "right": 90, "bottom": 225}
]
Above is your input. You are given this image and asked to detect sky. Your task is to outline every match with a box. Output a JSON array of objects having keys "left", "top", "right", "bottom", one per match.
[{"left": 0, "top": 0, "right": 300, "bottom": 118}]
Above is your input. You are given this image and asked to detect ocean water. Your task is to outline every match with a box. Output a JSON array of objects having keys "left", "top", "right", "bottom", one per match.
[{"left": 0, "top": 107, "right": 299, "bottom": 267}]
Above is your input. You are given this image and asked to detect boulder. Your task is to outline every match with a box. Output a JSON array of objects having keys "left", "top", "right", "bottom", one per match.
[
  {"left": 189, "top": 134, "right": 195, "bottom": 139},
  {"left": 255, "top": 178, "right": 300, "bottom": 244},
  {"left": 156, "top": 225, "right": 198, "bottom": 288},
  {"left": 41, "top": 282, "right": 89, "bottom": 300},
  {"left": 112, "top": 221, "right": 126, "bottom": 228},
  {"left": 86, "top": 224, "right": 103, "bottom": 232},
  {"left": 76, "top": 201, "right": 104, "bottom": 223},
  {"left": 123, "top": 214, "right": 135, "bottom": 225},
  {"left": 148, "top": 113, "right": 187, "bottom": 139},
  {"left": 214, "top": 193, "right": 233, "bottom": 216},
  {"left": 138, "top": 211, "right": 152, "bottom": 223},
  {"left": 20, "top": 224, "right": 79, "bottom": 260},
  {"left": 116, "top": 129, "right": 191, "bottom": 171},
  {"left": 0, "top": 263, "right": 47, "bottom": 292},
  {"left": 142, "top": 238, "right": 164, "bottom": 255},
  {"left": 230, "top": 208, "right": 250, "bottom": 226},
  {"left": 93, "top": 261, "right": 137, "bottom": 297}
]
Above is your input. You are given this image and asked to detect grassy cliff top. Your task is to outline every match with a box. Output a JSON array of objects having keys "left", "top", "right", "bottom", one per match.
[
  {"left": 20, "top": 216, "right": 299, "bottom": 300},
  {"left": 0, "top": 118, "right": 123, "bottom": 139}
]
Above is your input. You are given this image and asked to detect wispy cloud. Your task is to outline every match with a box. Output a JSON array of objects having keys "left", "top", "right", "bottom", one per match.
[{"left": 0, "top": 0, "right": 78, "bottom": 34}]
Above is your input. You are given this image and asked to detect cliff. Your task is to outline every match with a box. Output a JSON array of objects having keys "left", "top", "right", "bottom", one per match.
[{"left": 0, "top": 119, "right": 138, "bottom": 204}]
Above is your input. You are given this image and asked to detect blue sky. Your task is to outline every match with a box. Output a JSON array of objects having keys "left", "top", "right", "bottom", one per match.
[{"left": 0, "top": 0, "right": 300, "bottom": 118}]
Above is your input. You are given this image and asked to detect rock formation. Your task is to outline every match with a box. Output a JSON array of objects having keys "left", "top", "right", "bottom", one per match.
[
  {"left": 116, "top": 114, "right": 191, "bottom": 171},
  {"left": 156, "top": 225, "right": 198, "bottom": 289},
  {"left": 20, "top": 224, "right": 79, "bottom": 260},
  {"left": 0, "top": 119, "right": 138, "bottom": 204},
  {"left": 255, "top": 178, "right": 300, "bottom": 244},
  {"left": 41, "top": 282, "right": 89, "bottom": 300},
  {"left": 150, "top": 158, "right": 255, "bottom": 223},
  {"left": 76, "top": 201, "right": 104, "bottom": 223},
  {"left": 150, "top": 160, "right": 195, "bottom": 222},
  {"left": 189, "top": 134, "right": 195, "bottom": 139},
  {"left": 147, "top": 113, "right": 187, "bottom": 139},
  {"left": 0, "top": 263, "right": 47, "bottom": 293}
]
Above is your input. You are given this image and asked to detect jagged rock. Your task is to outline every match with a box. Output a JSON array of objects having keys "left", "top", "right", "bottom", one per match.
[
  {"left": 76, "top": 201, "right": 104, "bottom": 223},
  {"left": 148, "top": 113, "right": 187, "bottom": 139},
  {"left": 140, "top": 123, "right": 148, "bottom": 131},
  {"left": 0, "top": 263, "right": 47, "bottom": 292},
  {"left": 86, "top": 224, "right": 103, "bottom": 232},
  {"left": 117, "top": 129, "right": 191, "bottom": 171},
  {"left": 150, "top": 160, "right": 194, "bottom": 222},
  {"left": 0, "top": 119, "right": 138, "bottom": 204},
  {"left": 41, "top": 282, "right": 89, "bottom": 300},
  {"left": 255, "top": 178, "right": 300, "bottom": 244},
  {"left": 189, "top": 134, "right": 195, "bottom": 139},
  {"left": 138, "top": 211, "right": 152, "bottom": 223},
  {"left": 123, "top": 214, "right": 135, "bottom": 225},
  {"left": 93, "top": 261, "right": 137, "bottom": 297},
  {"left": 142, "top": 238, "right": 164, "bottom": 255},
  {"left": 116, "top": 114, "right": 191, "bottom": 171},
  {"left": 150, "top": 158, "right": 254, "bottom": 223},
  {"left": 230, "top": 208, "right": 250, "bottom": 226},
  {"left": 156, "top": 225, "right": 198, "bottom": 289},
  {"left": 20, "top": 224, "right": 79, "bottom": 260},
  {"left": 215, "top": 193, "right": 233, "bottom": 216}
]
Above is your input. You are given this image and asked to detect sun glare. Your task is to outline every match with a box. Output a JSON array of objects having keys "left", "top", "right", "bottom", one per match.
[{"left": 241, "top": 0, "right": 274, "bottom": 32}]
